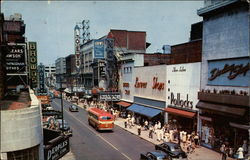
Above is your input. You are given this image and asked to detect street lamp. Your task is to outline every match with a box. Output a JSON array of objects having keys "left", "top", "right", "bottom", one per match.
[{"left": 60, "top": 75, "right": 64, "bottom": 132}]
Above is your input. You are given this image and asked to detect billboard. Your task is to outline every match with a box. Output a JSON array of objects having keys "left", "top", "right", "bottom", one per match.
[
  {"left": 94, "top": 40, "right": 105, "bottom": 59},
  {"left": 6, "top": 43, "right": 26, "bottom": 74}
]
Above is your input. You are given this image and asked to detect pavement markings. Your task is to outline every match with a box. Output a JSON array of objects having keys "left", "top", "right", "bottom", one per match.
[{"left": 53, "top": 100, "right": 132, "bottom": 160}]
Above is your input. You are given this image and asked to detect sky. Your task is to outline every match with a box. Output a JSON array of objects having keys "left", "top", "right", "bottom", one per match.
[{"left": 2, "top": 1, "right": 203, "bottom": 65}]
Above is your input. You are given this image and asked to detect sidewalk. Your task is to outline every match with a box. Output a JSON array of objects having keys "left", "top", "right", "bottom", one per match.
[
  {"left": 61, "top": 150, "right": 76, "bottom": 160},
  {"left": 114, "top": 117, "right": 235, "bottom": 160}
]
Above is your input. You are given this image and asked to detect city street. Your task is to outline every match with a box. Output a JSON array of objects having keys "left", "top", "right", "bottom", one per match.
[{"left": 51, "top": 98, "right": 155, "bottom": 160}]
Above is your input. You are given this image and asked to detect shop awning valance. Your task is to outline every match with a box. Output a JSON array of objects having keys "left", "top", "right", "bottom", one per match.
[
  {"left": 127, "top": 104, "right": 162, "bottom": 118},
  {"left": 165, "top": 107, "right": 196, "bottom": 118},
  {"left": 116, "top": 101, "right": 131, "bottom": 108},
  {"left": 229, "top": 122, "right": 250, "bottom": 130},
  {"left": 196, "top": 101, "right": 245, "bottom": 116}
]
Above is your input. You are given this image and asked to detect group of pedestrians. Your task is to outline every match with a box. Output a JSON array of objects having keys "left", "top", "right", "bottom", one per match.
[{"left": 123, "top": 115, "right": 200, "bottom": 154}]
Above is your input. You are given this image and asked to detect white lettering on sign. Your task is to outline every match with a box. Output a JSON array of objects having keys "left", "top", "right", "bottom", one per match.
[
  {"left": 10, "top": 48, "right": 24, "bottom": 53},
  {"left": 47, "top": 140, "right": 68, "bottom": 160}
]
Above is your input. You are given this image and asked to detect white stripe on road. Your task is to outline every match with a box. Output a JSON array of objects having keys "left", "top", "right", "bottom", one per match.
[{"left": 53, "top": 100, "right": 132, "bottom": 160}]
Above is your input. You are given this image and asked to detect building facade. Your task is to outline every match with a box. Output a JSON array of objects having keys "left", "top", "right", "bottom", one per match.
[
  {"left": 197, "top": 0, "right": 249, "bottom": 151},
  {"left": 44, "top": 64, "right": 56, "bottom": 89},
  {"left": 55, "top": 57, "right": 66, "bottom": 89}
]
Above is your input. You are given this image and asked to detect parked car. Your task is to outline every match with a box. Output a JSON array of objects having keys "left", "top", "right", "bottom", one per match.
[
  {"left": 155, "top": 142, "right": 188, "bottom": 160},
  {"left": 140, "top": 151, "right": 170, "bottom": 160},
  {"left": 69, "top": 105, "right": 78, "bottom": 112},
  {"left": 56, "top": 119, "right": 72, "bottom": 136}
]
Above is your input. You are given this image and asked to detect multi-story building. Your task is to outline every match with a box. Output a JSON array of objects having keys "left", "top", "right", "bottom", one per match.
[
  {"left": 65, "top": 54, "right": 77, "bottom": 92},
  {"left": 0, "top": 13, "right": 6, "bottom": 100},
  {"left": 55, "top": 57, "right": 66, "bottom": 89},
  {"left": 197, "top": 0, "right": 249, "bottom": 151},
  {"left": 0, "top": 13, "right": 44, "bottom": 160},
  {"left": 44, "top": 64, "right": 56, "bottom": 88}
]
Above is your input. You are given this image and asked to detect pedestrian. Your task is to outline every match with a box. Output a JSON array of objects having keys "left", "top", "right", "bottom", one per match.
[
  {"left": 131, "top": 116, "right": 135, "bottom": 126},
  {"left": 149, "top": 126, "right": 153, "bottom": 139},
  {"left": 144, "top": 120, "right": 148, "bottom": 130},
  {"left": 194, "top": 132, "right": 199, "bottom": 147},
  {"left": 220, "top": 143, "right": 228, "bottom": 160},
  {"left": 124, "top": 119, "right": 127, "bottom": 128},
  {"left": 137, "top": 124, "right": 141, "bottom": 136},
  {"left": 237, "top": 146, "right": 244, "bottom": 160}
]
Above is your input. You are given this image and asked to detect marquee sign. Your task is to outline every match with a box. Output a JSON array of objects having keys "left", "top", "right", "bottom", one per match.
[{"left": 6, "top": 43, "right": 26, "bottom": 74}]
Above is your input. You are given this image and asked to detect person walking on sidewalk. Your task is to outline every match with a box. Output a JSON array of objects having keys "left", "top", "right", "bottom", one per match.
[
  {"left": 137, "top": 124, "right": 141, "bottom": 136},
  {"left": 124, "top": 118, "right": 128, "bottom": 128},
  {"left": 220, "top": 143, "right": 228, "bottom": 160},
  {"left": 144, "top": 120, "right": 149, "bottom": 130},
  {"left": 149, "top": 126, "right": 153, "bottom": 139}
]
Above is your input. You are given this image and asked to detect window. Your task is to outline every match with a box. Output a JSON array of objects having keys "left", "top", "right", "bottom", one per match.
[{"left": 100, "top": 116, "right": 111, "bottom": 120}]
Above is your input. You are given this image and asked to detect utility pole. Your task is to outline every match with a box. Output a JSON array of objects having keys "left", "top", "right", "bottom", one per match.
[{"left": 60, "top": 75, "right": 64, "bottom": 131}]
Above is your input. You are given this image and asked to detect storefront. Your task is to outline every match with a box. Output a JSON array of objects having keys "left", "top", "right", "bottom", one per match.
[
  {"left": 165, "top": 63, "right": 201, "bottom": 133},
  {"left": 197, "top": 98, "right": 249, "bottom": 152},
  {"left": 127, "top": 65, "right": 166, "bottom": 124}
]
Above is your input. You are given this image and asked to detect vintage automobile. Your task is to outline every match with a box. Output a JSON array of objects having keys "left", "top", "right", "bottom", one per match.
[
  {"left": 155, "top": 142, "right": 188, "bottom": 160},
  {"left": 69, "top": 105, "right": 79, "bottom": 112},
  {"left": 57, "top": 119, "right": 73, "bottom": 136},
  {"left": 140, "top": 151, "right": 170, "bottom": 160}
]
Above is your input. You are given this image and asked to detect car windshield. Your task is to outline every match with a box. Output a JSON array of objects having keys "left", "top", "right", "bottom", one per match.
[
  {"left": 170, "top": 145, "right": 181, "bottom": 152},
  {"left": 100, "top": 116, "right": 112, "bottom": 120},
  {"left": 71, "top": 105, "right": 76, "bottom": 109}
]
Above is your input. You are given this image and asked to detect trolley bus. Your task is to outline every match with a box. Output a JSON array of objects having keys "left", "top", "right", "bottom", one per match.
[{"left": 87, "top": 107, "right": 114, "bottom": 131}]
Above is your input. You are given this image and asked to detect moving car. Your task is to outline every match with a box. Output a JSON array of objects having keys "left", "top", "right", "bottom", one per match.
[
  {"left": 155, "top": 142, "right": 188, "bottom": 160},
  {"left": 69, "top": 105, "right": 78, "bottom": 112},
  {"left": 140, "top": 151, "right": 170, "bottom": 160},
  {"left": 57, "top": 119, "right": 73, "bottom": 136}
]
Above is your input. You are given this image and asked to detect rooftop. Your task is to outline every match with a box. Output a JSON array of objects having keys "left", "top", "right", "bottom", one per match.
[{"left": 0, "top": 91, "right": 31, "bottom": 110}]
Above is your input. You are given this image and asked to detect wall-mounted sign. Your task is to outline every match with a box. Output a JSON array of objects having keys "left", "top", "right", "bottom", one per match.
[
  {"left": 207, "top": 58, "right": 250, "bottom": 87},
  {"left": 94, "top": 40, "right": 105, "bottom": 59},
  {"left": 134, "top": 77, "right": 147, "bottom": 88},
  {"left": 172, "top": 66, "right": 186, "bottom": 72},
  {"left": 152, "top": 77, "right": 164, "bottom": 90},
  {"left": 74, "top": 26, "right": 81, "bottom": 68},
  {"left": 44, "top": 137, "right": 70, "bottom": 160},
  {"left": 170, "top": 92, "right": 193, "bottom": 109},
  {"left": 6, "top": 43, "right": 26, "bottom": 74},
  {"left": 99, "top": 92, "right": 121, "bottom": 101},
  {"left": 4, "top": 21, "right": 21, "bottom": 32}
]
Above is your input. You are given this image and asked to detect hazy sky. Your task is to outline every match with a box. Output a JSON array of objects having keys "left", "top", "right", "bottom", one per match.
[{"left": 2, "top": 1, "right": 203, "bottom": 65}]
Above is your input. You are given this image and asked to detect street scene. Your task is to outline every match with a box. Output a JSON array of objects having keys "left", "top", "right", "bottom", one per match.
[{"left": 0, "top": 1, "right": 249, "bottom": 160}]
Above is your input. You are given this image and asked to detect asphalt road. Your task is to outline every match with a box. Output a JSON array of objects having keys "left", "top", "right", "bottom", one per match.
[{"left": 51, "top": 98, "right": 155, "bottom": 160}]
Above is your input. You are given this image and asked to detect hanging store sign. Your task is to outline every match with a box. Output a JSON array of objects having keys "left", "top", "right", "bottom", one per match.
[
  {"left": 6, "top": 43, "right": 26, "bottom": 74},
  {"left": 38, "top": 64, "right": 46, "bottom": 93},
  {"left": 74, "top": 27, "right": 81, "bottom": 68},
  {"left": 99, "top": 92, "right": 121, "bottom": 101},
  {"left": 94, "top": 40, "right": 105, "bottom": 59},
  {"left": 28, "top": 42, "right": 38, "bottom": 88},
  {"left": 207, "top": 58, "right": 250, "bottom": 87}
]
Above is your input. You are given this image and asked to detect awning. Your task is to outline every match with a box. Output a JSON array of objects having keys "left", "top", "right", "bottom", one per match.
[
  {"left": 116, "top": 101, "right": 131, "bottom": 108},
  {"left": 165, "top": 107, "right": 196, "bottom": 118},
  {"left": 229, "top": 122, "right": 250, "bottom": 130},
  {"left": 196, "top": 101, "right": 245, "bottom": 116},
  {"left": 127, "top": 104, "right": 162, "bottom": 118}
]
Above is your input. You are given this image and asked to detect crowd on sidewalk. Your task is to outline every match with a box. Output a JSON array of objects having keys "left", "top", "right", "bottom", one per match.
[{"left": 124, "top": 113, "right": 199, "bottom": 154}]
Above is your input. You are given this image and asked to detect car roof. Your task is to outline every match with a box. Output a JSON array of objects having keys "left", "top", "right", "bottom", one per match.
[
  {"left": 162, "top": 142, "right": 179, "bottom": 147},
  {"left": 149, "top": 151, "right": 167, "bottom": 156}
]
